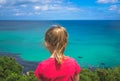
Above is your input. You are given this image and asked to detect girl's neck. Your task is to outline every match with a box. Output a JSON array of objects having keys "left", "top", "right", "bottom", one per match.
[{"left": 50, "top": 54, "right": 65, "bottom": 58}]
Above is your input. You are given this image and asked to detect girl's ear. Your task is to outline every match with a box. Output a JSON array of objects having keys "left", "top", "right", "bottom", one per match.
[
  {"left": 45, "top": 41, "right": 47, "bottom": 47},
  {"left": 45, "top": 41, "right": 49, "bottom": 49}
]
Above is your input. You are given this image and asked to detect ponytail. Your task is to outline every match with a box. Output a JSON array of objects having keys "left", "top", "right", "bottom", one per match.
[
  {"left": 53, "top": 43, "right": 66, "bottom": 64},
  {"left": 54, "top": 51, "right": 63, "bottom": 64}
]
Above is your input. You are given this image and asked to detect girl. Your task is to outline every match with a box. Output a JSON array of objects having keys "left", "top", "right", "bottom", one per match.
[{"left": 35, "top": 25, "right": 81, "bottom": 81}]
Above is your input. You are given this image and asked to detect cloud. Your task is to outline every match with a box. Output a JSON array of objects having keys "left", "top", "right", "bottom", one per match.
[
  {"left": 33, "top": 4, "right": 80, "bottom": 11},
  {"left": 97, "top": 0, "right": 118, "bottom": 4},
  {"left": 13, "top": 1, "right": 31, "bottom": 6},
  {"left": 29, "top": 0, "right": 51, "bottom": 3},
  {"left": 0, "top": 0, "right": 63, "bottom": 6},
  {"left": 109, "top": 5, "right": 117, "bottom": 10},
  {"left": 20, "top": 4, "right": 27, "bottom": 7},
  {"left": 96, "top": 0, "right": 120, "bottom": 15},
  {"left": 34, "top": 5, "right": 49, "bottom": 11},
  {"left": 0, "top": 0, "right": 7, "bottom": 4},
  {"left": 0, "top": 0, "right": 83, "bottom": 19},
  {"left": 108, "top": 5, "right": 120, "bottom": 14},
  {"left": 29, "top": 0, "right": 80, "bottom": 12}
]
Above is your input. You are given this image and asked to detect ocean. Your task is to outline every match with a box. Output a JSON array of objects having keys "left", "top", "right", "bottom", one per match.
[{"left": 0, "top": 20, "right": 120, "bottom": 68}]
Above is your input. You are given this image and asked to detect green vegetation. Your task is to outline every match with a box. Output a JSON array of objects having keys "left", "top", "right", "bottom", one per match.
[
  {"left": 0, "top": 56, "right": 120, "bottom": 81},
  {"left": 80, "top": 67, "right": 120, "bottom": 81},
  {"left": 0, "top": 56, "right": 37, "bottom": 81}
]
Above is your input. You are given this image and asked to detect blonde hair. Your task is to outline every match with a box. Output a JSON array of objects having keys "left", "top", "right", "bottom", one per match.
[{"left": 45, "top": 25, "right": 68, "bottom": 64}]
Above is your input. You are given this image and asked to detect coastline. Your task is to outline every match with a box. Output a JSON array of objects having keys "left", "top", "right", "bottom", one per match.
[{"left": 0, "top": 52, "right": 39, "bottom": 73}]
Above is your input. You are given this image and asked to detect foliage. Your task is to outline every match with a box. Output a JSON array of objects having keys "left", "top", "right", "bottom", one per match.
[
  {"left": 80, "top": 67, "right": 120, "bottom": 81},
  {"left": 80, "top": 68, "right": 99, "bottom": 81},
  {"left": 0, "top": 56, "right": 120, "bottom": 81},
  {"left": 0, "top": 56, "right": 36, "bottom": 81},
  {"left": 95, "top": 67, "right": 120, "bottom": 81},
  {"left": 0, "top": 56, "right": 22, "bottom": 79}
]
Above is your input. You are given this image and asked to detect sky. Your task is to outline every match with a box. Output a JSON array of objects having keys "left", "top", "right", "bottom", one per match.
[{"left": 0, "top": 0, "right": 120, "bottom": 20}]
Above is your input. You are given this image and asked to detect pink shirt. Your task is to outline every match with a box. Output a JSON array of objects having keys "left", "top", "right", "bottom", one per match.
[{"left": 34, "top": 57, "right": 81, "bottom": 81}]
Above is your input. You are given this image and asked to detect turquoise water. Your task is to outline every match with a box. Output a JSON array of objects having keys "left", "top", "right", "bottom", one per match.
[{"left": 0, "top": 20, "right": 120, "bottom": 67}]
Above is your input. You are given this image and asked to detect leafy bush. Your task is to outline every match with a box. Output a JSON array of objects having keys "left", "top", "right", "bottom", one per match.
[
  {"left": 0, "top": 56, "right": 22, "bottom": 79},
  {"left": 80, "top": 67, "right": 120, "bottom": 81},
  {"left": 80, "top": 68, "right": 99, "bottom": 81},
  {"left": 0, "top": 56, "right": 36, "bottom": 81},
  {"left": 96, "top": 67, "right": 120, "bottom": 81},
  {"left": 5, "top": 72, "right": 37, "bottom": 81}
]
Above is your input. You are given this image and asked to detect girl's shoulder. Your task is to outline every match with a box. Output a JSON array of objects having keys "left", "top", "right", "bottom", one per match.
[
  {"left": 64, "top": 56, "right": 76, "bottom": 60},
  {"left": 63, "top": 56, "right": 77, "bottom": 63},
  {"left": 39, "top": 58, "right": 54, "bottom": 64}
]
